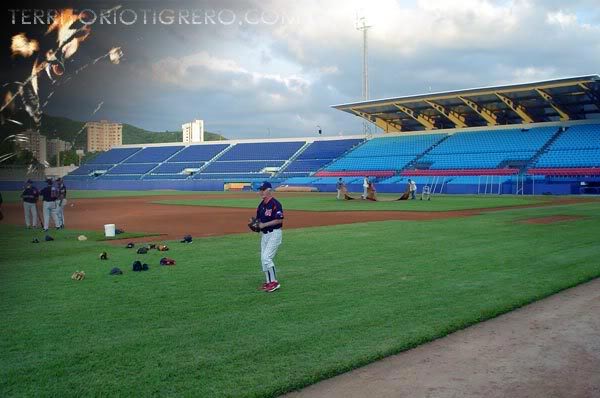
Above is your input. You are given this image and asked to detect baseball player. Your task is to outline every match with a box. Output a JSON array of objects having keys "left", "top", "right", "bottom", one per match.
[
  {"left": 20, "top": 179, "right": 40, "bottom": 228},
  {"left": 256, "top": 181, "right": 284, "bottom": 293},
  {"left": 362, "top": 176, "right": 369, "bottom": 199},
  {"left": 409, "top": 179, "right": 417, "bottom": 200},
  {"left": 40, "top": 178, "right": 60, "bottom": 231},
  {"left": 56, "top": 177, "right": 67, "bottom": 228},
  {"left": 336, "top": 178, "right": 345, "bottom": 200}
]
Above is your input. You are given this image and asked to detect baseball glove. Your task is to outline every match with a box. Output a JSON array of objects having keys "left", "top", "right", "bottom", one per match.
[
  {"left": 71, "top": 271, "right": 85, "bottom": 281},
  {"left": 248, "top": 217, "right": 261, "bottom": 233}
]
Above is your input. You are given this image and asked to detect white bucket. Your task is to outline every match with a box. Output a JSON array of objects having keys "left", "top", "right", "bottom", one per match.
[{"left": 104, "top": 224, "right": 116, "bottom": 237}]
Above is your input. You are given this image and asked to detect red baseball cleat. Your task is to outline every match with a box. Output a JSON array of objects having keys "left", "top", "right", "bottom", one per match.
[{"left": 266, "top": 281, "right": 280, "bottom": 292}]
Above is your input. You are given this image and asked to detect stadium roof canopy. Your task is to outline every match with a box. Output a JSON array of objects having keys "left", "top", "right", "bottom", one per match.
[{"left": 332, "top": 75, "right": 600, "bottom": 133}]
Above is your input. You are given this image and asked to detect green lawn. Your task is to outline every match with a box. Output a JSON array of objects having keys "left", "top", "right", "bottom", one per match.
[
  {"left": 1, "top": 199, "right": 599, "bottom": 397},
  {"left": 156, "top": 194, "right": 548, "bottom": 212}
]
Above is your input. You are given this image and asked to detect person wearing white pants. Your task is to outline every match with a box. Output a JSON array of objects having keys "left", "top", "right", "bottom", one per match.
[
  {"left": 20, "top": 179, "right": 39, "bottom": 228},
  {"left": 256, "top": 181, "right": 284, "bottom": 293},
  {"left": 40, "top": 178, "right": 60, "bottom": 231}
]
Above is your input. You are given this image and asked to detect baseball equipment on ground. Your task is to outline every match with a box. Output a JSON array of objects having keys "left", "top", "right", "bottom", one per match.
[
  {"left": 109, "top": 267, "right": 122, "bottom": 275},
  {"left": 160, "top": 257, "right": 175, "bottom": 266},
  {"left": 77, "top": 235, "right": 87, "bottom": 241},
  {"left": 126, "top": 242, "right": 134, "bottom": 248},
  {"left": 248, "top": 217, "right": 261, "bottom": 232},
  {"left": 132, "top": 260, "right": 143, "bottom": 271},
  {"left": 137, "top": 247, "right": 148, "bottom": 254},
  {"left": 71, "top": 271, "right": 85, "bottom": 280},
  {"left": 99, "top": 252, "right": 108, "bottom": 260},
  {"left": 157, "top": 244, "right": 169, "bottom": 251},
  {"left": 181, "top": 235, "right": 192, "bottom": 243}
]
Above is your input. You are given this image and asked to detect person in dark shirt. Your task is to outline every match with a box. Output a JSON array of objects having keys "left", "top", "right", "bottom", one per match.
[
  {"left": 256, "top": 181, "right": 284, "bottom": 293},
  {"left": 40, "top": 178, "right": 60, "bottom": 231},
  {"left": 20, "top": 179, "right": 40, "bottom": 228},
  {"left": 56, "top": 177, "right": 67, "bottom": 228},
  {"left": 0, "top": 191, "right": 3, "bottom": 221}
]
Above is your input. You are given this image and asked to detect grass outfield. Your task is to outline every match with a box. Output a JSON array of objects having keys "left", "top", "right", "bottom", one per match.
[
  {"left": 1, "top": 198, "right": 599, "bottom": 397},
  {"left": 156, "top": 194, "right": 547, "bottom": 212}
]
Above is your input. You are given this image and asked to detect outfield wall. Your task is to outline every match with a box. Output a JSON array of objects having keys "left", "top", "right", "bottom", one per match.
[{"left": 1, "top": 178, "right": 597, "bottom": 195}]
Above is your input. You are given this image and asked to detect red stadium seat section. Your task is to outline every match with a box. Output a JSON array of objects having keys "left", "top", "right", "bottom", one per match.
[
  {"left": 527, "top": 167, "right": 600, "bottom": 176},
  {"left": 314, "top": 170, "right": 396, "bottom": 177},
  {"left": 401, "top": 168, "right": 520, "bottom": 176}
]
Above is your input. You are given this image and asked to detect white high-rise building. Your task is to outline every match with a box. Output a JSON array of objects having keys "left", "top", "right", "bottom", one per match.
[{"left": 182, "top": 119, "right": 204, "bottom": 143}]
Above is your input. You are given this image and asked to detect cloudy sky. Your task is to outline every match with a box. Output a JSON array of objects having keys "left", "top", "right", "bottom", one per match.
[{"left": 2, "top": 0, "right": 600, "bottom": 139}]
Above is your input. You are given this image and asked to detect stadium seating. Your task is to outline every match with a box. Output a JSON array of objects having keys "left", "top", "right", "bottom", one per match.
[
  {"left": 202, "top": 161, "right": 285, "bottom": 173},
  {"left": 106, "top": 163, "right": 157, "bottom": 175},
  {"left": 219, "top": 142, "right": 304, "bottom": 161},
  {"left": 422, "top": 127, "right": 557, "bottom": 169},
  {"left": 324, "top": 134, "right": 445, "bottom": 172},
  {"left": 151, "top": 162, "right": 204, "bottom": 174},
  {"left": 296, "top": 139, "right": 363, "bottom": 160},
  {"left": 86, "top": 148, "right": 141, "bottom": 164},
  {"left": 168, "top": 144, "right": 229, "bottom": 162},
  {"left": 124, "top": 146, "right": 184, "bottom": 163},
  {"left": 279, "top": 139, "right": 363, "bottom": 177}
]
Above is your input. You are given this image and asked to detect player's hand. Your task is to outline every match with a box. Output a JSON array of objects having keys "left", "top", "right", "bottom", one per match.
[{"left": 258, "top": 222, "right": 265, "bottom": 229}]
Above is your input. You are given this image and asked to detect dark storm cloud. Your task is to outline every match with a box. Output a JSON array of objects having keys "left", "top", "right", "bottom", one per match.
[{"left": 3, "top": 0, "right": 600, "bottom": 140}]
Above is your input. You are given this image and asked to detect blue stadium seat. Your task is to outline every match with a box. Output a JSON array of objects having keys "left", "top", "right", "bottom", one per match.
[
  {"left": 169, "top": 144, "right": 229, "bottom": 162},
  {"left": 106, "top": 163, "right": 158, "bottom": 174},
  {"left": 219, "top": 142, "right": 304, "bottom": 161},
  {"left": 124, "top": 146, "right": 184, "bottom": 163},
  {"left": 85, "top": 148, "right": 141, "bottom": 164},
  {"left": 202, "top": 161, "right": 285, "bottom": 173},
  {"left": 152, "top": 162, "right": 204, "bottom": 174}
]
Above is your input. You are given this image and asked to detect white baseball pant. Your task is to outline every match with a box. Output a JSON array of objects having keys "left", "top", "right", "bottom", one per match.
[
  {"left": 23, "top": 202, "right": 38, "bottom": 227},
  {"left": 260, "top": 229, "right": 282, "bottom": 272},
  {"left": 43, "top": 201, "right": 60, "bottom": 230},
  {"left": 57, "top": 199, "right": 67, "bottom": 226}
]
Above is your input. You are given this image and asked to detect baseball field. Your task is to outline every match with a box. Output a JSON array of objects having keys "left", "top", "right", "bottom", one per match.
[{"left": 1, "top": 190, "right": 599, "bottom": 397}]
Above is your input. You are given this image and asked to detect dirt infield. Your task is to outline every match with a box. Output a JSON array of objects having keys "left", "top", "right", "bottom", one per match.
[{"left": 0, "top": 194, "right": 592, "bottom": 241}]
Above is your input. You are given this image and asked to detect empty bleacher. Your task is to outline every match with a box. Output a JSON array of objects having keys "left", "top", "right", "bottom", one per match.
[
  {"left": 194, "top": 141, "right": 304, "bottom": 180},
  {"left": 324, "top": 134, "right": 445, "bottom": 172},
  {"left": 279, "top": 139, "right": 363, "bottom": 178},
  {"left": 534, "top": 124, "right": 600, "bottom": 169},
  {"left": 422, "top": 127, "right": 557, "bottom": 169},
  {"left": 86, "top": 148, "right": 141, "bottom": 164}
]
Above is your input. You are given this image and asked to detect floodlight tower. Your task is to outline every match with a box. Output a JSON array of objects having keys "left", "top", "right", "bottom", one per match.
[{"left": 356, "top": 14, "right": 372, "bottom": 137}]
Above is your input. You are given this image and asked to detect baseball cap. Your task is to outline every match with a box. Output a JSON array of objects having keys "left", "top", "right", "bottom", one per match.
[{"left": 259, "top": 181, "right": 272, "bottom": 191}]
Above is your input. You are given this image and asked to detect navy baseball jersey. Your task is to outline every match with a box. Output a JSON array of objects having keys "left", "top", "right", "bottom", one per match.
[
  {"left": 21, "top": 187, "right": 39, "bottom": 203},
  {"left": 256, "top": 197, "right": 284, "bottom": 233},
  {"left": 58, "top": 183, "right": 67, "bottom": 199},
  {"left": 40, "top": 186, "right": 57, "bottom": 202}
]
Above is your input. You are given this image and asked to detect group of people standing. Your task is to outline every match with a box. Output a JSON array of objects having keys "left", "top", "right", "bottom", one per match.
[{"left": 20, "top": 177, "right": 67, "bottom": 231}]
